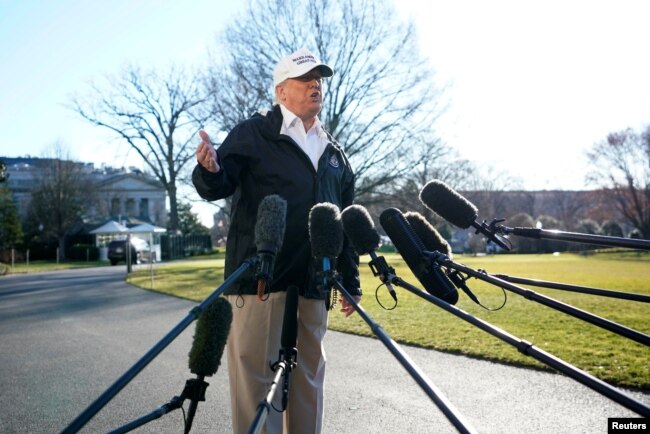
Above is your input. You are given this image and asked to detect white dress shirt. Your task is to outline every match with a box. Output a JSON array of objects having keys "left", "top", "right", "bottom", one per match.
[{"left": 279, "top": 104, "right": 329, "bottom": 171}]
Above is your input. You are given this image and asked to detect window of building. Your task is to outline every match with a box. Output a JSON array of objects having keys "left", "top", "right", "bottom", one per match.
[
  {"left": 139, "top": 198, "right": 149, "bottom": 219},
  {"left": 125, "top": 198, "right": 135, "bottom": 216},
  {"left": 111, "top": 198, "right": 120, "bottom": 216}
]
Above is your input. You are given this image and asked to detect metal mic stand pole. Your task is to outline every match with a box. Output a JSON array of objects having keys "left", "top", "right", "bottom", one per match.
[
  {"left": 499, "top": 226, "right": 650, "bottom": 250},
  {"left": 426, "top": 252, "right": 650, "bottom": 347},
  {"left": 106, "top": 395, "right": 183, "bottom": 434},
  {"left": 492, "top": 274, "right": 650, "bottom": 303},
  {"left": 246, "top": 346, "right": 297, "bottom": 434},
  {"left": 330, "top": 277, "right": 477, "bottom": 434},
  {"left": 108, "top": 373, "right": 210, "bottom": 434},
  {"left": 61, "top": 257, "right": 260, "bottom": 434},
  {"left": 382, "top": 274, "right": 650, "bottom": 418}
]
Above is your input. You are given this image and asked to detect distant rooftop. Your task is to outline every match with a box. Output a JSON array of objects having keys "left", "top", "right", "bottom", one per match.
[{"left": 1, "top": 156, "right": 149, "bottom": 177}]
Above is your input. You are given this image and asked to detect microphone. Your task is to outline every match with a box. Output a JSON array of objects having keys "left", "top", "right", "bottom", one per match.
[
  {"left": 308, "top": 203, "right": 344, "bottom": 309},
  {"left": 186, "top": 297, "right": 233, "bottom": 434},
  {"left": 188, "top": 297, "right": 233, "bottom": 376},
  {"left": 379, "top": 208, "right": 459, "bottom": 304},
  {"left": 254, "top": 195, "right": 288, "bottom": 300},
  {"left": 341, "top": 204, "right": 397, "bottom": 302},
  {"left": 403, "top": 211, "right": 452, "bottom": 257},
  {"left": 404, "top": 211, "right": 480, "bottom": 305},
  {"left": 419, "top": 180, "right": 511, "bottom": 251}
]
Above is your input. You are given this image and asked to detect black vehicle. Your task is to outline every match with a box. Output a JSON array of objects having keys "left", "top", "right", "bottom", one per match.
[{"left": 107, "top": 238, "right": 155, "bottom": 265}]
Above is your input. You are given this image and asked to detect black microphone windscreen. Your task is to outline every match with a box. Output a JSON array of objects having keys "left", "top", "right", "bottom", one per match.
[
  {"left": 255, "top": 195, "right": 287, "bottom": 252},
  {"left": 309, "top": 203, "right": 344, "bottom": 258},
  {"left": 281, "top": 286, "right": 299, "bottom": 349},
  {"left": 189, "top": 297, "right": 233, "bottom": 377},
  {"left": 380, "top": 208, "right": 458, "bottom": 304},
  {"left": 419, "top": 180, "right": 478, "bottom": 229},
  {"left": 404, "top": 212, "right": 453, "bottom": 259},
  {"left": 341, "top": 204, "right": 380, "bottom": 255}
]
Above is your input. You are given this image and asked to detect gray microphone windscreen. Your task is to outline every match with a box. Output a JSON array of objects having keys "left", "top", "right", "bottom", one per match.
[
  {"left": 188, "top": 297, "right": 233, "bottom": 377},
  {"left": 309, "top": 203, "right": 344, "bottom": 258},
  {"left": 419, "top": 180, "right": 478, "bottom": 229},
  {"left": 341, "top": 204, "right": 380, "bottom": 255},
  {"left": 255, "top": 195, "right": 287, "bottom": 252},
  {"left": 404, "top": 212, "right": 453, "bottom": 259},
  {"left": 380, "top": 207, "right": 459, "bottom": 304}
]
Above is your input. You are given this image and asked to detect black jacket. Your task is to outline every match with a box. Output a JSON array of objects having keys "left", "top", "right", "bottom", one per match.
[{"left": 192, "top": 105, "right": 361, "bottom": 299}]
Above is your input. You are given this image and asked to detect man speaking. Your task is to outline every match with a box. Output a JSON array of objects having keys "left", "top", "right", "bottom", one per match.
[{"left": 193, "top": 47, "right": 361, "bottom": 434}]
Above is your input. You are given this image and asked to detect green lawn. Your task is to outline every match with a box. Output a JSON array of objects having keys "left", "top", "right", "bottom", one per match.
[
  {"left": 1, "top": 259, "right": 108, "bottom": 274},
  {"left": 126, "top": 251, "right": 649, "bottom": 389}
]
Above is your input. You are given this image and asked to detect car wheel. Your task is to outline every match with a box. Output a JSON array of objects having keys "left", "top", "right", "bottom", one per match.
[{"left": 110, "top": 260, "right": 118, "bottom": 266}]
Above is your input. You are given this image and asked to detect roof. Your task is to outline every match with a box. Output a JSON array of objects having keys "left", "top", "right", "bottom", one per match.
[
  {"left": 129, "top": 223, "right": 167, "bottom": 233},
  {"left": 89, "top": 220, "right": 129, "bottom": 234}
]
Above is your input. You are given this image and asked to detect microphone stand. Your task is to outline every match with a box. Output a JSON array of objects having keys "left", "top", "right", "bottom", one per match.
[
  {"left": 328, "top": 275, "right": 477, "bottom": 434},
  {"left": 424, "top": 251, "right": 650, "bottom": 348},
  {"left": 107, "top": 376, "right": 207, "bottom": 434},
  {"left": 497, "top": 225, "right": 650, "bottom": 251},
  {"left": 183, "top": 375, "right": 208, "bottom": 434},
  {"left": 106, "top": 396, "right": 183, "bottom": 434},
  {"left": 61, "top": 256, "right": 260, "bottom": 434},
  {"left": 493, "top": 274, "right": 650, "bottom": 303},
  {"left": 377, "top": 272, "right": 650, "bottom": 418},
  {"left": 246, "top": 346, "right": 297, "bottom": 434}
]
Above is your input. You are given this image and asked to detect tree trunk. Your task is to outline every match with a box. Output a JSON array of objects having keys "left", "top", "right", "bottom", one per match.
[
  {"left": 59, "top": 235, "right": 66, "bottom": 260},
  {"left": 168, "top": 183, "right": 179, "bottom": 231}
]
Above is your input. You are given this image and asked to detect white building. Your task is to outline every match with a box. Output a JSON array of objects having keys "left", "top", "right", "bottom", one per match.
[
  {"left": 3, "top": 157, "right": 167, "bottom": 228},
  {"left": 94, "top": 172, "right": 167, "bottom": 227}
]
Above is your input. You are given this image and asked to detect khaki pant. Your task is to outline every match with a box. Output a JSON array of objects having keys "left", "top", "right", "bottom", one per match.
[{"left": 225, "top": 293, "right": 328, "bottom": 434}]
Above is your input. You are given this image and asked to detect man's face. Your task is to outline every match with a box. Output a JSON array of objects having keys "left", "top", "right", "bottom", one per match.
[{"left": 276, "top": 69, "right": 324, "bottom": 122}]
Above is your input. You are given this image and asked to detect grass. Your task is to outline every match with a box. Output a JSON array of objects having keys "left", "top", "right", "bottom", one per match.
[
  {"left": 0, "top": 250, "right": 225, "bottom": 275},
  {"left": 117, "top": 251, "right": 650, "bottom": 389},
  {"left": 331, "top": 252, "right": 650, "bottom": 390},
  {"left": 1, "top": 259, "right": 108, "bottom": 274}
]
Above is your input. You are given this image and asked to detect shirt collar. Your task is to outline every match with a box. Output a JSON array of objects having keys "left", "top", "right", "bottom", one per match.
[{"left": 279, "top": 104, "right": 322, "bottom": 134}]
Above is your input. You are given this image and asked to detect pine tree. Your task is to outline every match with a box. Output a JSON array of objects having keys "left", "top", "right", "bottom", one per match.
[
  {"left": 0, "top": 184, "right": 23, "bottom": 249},
  {"left": 175, "top": 201, "right": 210, "bottom": 235}
]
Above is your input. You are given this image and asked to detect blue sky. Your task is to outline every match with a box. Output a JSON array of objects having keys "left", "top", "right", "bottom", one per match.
[{"left": 1, "top": 0, "right": 649, "bottom": 224}]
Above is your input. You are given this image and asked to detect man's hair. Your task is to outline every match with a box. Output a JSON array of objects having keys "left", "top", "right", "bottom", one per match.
[{"left": 273, "top": 80, "right": 287, "bottom": 105}]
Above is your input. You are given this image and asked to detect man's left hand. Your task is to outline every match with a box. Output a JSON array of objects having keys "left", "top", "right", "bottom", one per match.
[{"left": 340, "top": 295, "right": 361, "bottom": 317}]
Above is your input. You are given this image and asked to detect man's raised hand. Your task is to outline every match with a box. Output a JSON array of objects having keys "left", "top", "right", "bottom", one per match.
[{"left": 196, "top": 130, "right": 220, "bottom": 173}]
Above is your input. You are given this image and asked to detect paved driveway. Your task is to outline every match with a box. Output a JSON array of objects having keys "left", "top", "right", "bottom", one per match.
[{"left": 0, "top": 267, "right": 647, "bottom": 433}]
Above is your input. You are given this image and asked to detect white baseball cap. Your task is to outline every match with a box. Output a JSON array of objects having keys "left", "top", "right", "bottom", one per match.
[{"left": 273, "top": 48, "right": 334, "bottom": 86}]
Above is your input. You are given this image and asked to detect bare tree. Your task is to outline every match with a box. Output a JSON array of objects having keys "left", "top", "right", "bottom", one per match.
[
  {"left": 386, "top": 138, "right": 476, "bottom": 220},
  {"left": 205, "top": 0, "right": 446, "bottom": 200},
  {"left": 586, "top": 126, "right": 650, "bottom": 238},
  {"left": 25, "top": 144, "right": 96, "bottom": 259},
  {"left": 543, "top": 190, "right": 590, "bottom": 231},
  {"left": 463, "top": 167, "right": 522, "bottom": 221},
  {"left": 70, "top": 65, "right": 213, "bottom": 230}
]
